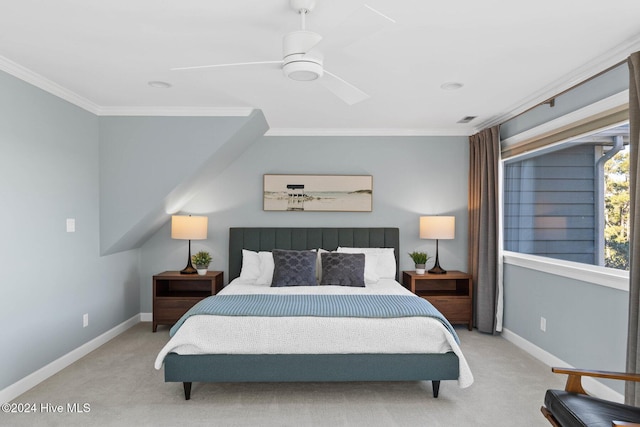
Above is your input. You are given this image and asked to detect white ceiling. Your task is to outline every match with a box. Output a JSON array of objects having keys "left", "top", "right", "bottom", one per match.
[{"left": 2, "top": 0, "right": 640, "bottom": 135}]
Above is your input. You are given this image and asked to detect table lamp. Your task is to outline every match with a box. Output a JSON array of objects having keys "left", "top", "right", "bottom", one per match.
[
  {"left": 171, "top": 215, "right": 208, "bottom": 274},
  {"left": 420, "top": 216, "right": 455, "bottom": 274}
]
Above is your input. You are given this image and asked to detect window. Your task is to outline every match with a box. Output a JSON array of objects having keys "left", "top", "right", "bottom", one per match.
[{"left": 503, "top": 123, "right": 630, "bottom": 270}]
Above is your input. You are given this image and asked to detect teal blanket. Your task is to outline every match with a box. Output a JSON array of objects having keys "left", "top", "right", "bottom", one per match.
[{"left": 170, "top": 294, "right": 459, "bottom": 343}]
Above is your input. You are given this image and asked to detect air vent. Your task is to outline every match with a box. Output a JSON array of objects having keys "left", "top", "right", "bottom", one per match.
[{"left": 457, "top": 116, "right": 477, "bottom": 124}]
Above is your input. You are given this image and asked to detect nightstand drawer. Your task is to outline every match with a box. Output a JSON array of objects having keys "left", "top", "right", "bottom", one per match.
[
  {"left": 155, "top": 297, "right": 200, "bottom": 309},
  {"left": 424, "top": 296, "right": 471, "bottom": 317},
  {"left": 154, "top": 298, "right": 200, "bottom": 320},
  {"left": 427, "top": 296, "right": 472, "bottom": 320}
]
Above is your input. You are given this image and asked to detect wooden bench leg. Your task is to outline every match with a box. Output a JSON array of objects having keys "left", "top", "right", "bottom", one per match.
[
  {"left": 183, "top": 382, "right": 192, "bottom": 400},
  {"left": 432, "top": 380, "right": 440, "bottom": 398},
  {"left": 540, "top": 406, "right": 560, "bottom": 427}
]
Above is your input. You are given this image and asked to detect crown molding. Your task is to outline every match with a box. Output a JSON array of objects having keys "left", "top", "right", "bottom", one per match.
[
  {"left": 96, "top": 106, "right": 254, "bottom": 117},
  {"left": 476, "top": 33, "right": 640, "bottom": 130},
  {"left": 0, "top": 55, "right": 253, "bottom": 118},
  {"left": 264, "top": 128, "right": 471, "bottom": 137},
  {"left": 0, "top": 54, "right": 100, "bottom": 114}
]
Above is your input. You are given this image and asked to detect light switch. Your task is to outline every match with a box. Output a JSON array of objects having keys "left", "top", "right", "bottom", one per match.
[{"left": 66, "top": 218, "right": 76, "bottom": 233}]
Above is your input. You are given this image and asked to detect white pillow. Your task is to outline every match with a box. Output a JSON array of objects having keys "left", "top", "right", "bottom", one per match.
[
  {"left": 316, "top": 249, "right": 329, "bottom": 282},
  {"left": 337, "top": 247, "right": 395, "bottom": 279},
  {"left": 256, "top": 251, "right": 275, "bottom": 285},
  {"left": 362, "top": 253, "right": 380, "bottom": 284},
  {"left": 239, "top": 249, "right": 261, "bottom": 280},
  {"left": 335, "top": 248, "right": 381, "bottom": 284}
]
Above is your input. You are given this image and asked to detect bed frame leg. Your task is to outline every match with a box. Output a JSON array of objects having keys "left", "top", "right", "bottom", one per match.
[
  {"left": 183, "top": 382, "right": 192, "bottom": 400},
  {"left": 432, "top": 380, "right": 440, "bottom": 398}
]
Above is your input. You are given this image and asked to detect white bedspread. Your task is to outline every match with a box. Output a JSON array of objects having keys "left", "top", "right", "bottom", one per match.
[{"left": 154, "top": 278, "right": 473, "bottom": 388}]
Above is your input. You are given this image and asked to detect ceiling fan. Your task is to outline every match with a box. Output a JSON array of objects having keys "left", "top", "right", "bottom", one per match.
[{"left": 171, "top": 0, "right": 395, "bottom": 105}]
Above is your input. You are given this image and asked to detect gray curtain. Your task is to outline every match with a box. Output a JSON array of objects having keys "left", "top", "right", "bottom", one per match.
[
  {"left": 468, "top": 125, "right": 501, "bottom": 334},
  {"left": 626, "top": 51, "right": 640, "bottom": 405}
]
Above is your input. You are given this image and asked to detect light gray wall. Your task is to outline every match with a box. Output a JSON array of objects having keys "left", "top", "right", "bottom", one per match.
[
  {"left": 0, "top": 71, "right": 140, "bottom": 390},
  {"left": 139, "top": 135, "right": 470, "bottom": 312},
  {"left": 503, "top": 264, "right": 628, "bottom": 392},
  {"left": 98, "top": 111, "right": 268, "bottom": 255}
]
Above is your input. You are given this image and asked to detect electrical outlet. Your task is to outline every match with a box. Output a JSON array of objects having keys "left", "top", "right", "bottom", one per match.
[
  {"left": 540, "top": 317, "right": 546, "bottom": 332},
  {"left": 66, "top": 218, "right": 76, "bottom": 233},
  {"left": 83, "top": 313, "right": 89, "bottom": 328}
]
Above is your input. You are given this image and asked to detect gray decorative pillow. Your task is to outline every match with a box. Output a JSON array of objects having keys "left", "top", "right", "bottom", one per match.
[
  {"left": 271, "top": 249, "right": 318, "bottom": 287},
  {"left": 320, "top": 252, "right": 365, "bottom": 287}
]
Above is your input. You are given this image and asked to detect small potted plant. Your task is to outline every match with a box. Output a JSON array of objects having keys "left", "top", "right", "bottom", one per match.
[
  {"left": 191, "top": 251, "right": 212, "bottom": 275},
  {"left": 408, "top": 251, "right": 431, "bottom": 275}
]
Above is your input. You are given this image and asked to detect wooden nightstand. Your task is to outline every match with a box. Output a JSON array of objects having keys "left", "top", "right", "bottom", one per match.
[
  {"left": 152, "top": 270, "right": 223, "bottom": 332},
  {"left": 402, "top": 270, "right": 473, "bottom": 330}
]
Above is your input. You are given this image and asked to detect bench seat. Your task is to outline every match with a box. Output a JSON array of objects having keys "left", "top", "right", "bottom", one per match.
[{"left": 544, "top": 389, "right": 640, "bottom": 427}]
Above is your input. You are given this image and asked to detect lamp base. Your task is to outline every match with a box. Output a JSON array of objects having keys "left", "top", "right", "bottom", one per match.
[
  {"left": 428, "top": 239, "right": 446, "bottom": 274},
  {"left": 428, "top": 265, "right": 447, "bottom": 274},
  {"left": 180, "top": 264, "right": 198, "bottom": 275},
  {"left": 180, "top": 239, "right": 198, "bottom": 274}
]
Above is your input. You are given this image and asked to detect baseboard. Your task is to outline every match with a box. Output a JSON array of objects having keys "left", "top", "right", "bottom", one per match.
[
  {"left": 0, "top": 314, "right": 142, "bottom": 404},
  {"left": 502, "top": 328, "right": 624, "bottom": 403},
  {"left": 140, "top": 312, "right": 152, "bottom": 322}
]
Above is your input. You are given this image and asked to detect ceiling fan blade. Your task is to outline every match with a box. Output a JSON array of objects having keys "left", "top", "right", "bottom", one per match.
[
  {"left": 171, "top": 60, "right": 283, "bottom": 71},
  {"left": 304, "top": 4, "right": 395, "bottom": 59},
  {"left": 321, "top": 70, "right": 370, "bottom": 105}
]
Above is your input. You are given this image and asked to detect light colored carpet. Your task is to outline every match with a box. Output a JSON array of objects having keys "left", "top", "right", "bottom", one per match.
[{"left": 5, "top": 323, "right": 565, "bottom": 426}]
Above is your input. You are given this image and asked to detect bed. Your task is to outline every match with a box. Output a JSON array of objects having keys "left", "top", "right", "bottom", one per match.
[{"left": 155, "top": 227, "right": 473, "bottom": 400}]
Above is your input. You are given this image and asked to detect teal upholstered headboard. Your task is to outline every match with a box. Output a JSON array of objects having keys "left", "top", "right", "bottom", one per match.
[{"left": 228, "top": 227, "right": 400, "bottom": 281}]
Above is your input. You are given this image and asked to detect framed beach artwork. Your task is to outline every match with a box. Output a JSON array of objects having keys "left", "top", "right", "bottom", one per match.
[{"left": 263, "top": 174, "right": 373, "bottom": 212}]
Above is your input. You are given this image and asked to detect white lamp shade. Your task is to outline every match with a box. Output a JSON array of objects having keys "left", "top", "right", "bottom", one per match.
[
  {"left": 420, "top": 216, "right": 455, "bottom": 240},
  {"left": 171, "top": 215, "right": 208, "bottom": 240}
]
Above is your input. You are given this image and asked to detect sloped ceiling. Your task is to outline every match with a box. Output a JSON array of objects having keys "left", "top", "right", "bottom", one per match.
[{"left": 99, "top": 110, "right": 269, "bottom": 255}]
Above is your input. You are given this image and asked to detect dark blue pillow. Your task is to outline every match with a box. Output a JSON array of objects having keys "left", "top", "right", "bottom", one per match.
[
  {"left": 271, "top": 249, "right": 318, "bottom": 287},
  {"left": 320, "top": 252, "right": 365, "bottom": 287}
]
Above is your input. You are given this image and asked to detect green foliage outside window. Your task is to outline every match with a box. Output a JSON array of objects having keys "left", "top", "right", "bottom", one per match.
[{"left": 604, "top": 149, "right": 630, "bottom": 270}]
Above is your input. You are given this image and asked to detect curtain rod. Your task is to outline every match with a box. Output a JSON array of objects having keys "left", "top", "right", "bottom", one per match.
[{"left": 506, "top": 58, "right": 628, "bottom": 122}]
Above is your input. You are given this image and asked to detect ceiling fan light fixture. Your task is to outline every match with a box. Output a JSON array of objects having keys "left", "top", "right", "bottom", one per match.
[
  {"left": 283, "top": 60, "right": 323, "bottom": 81},
  {"left": 282, "top": 30, "right": 324, "bottom": 82}
]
